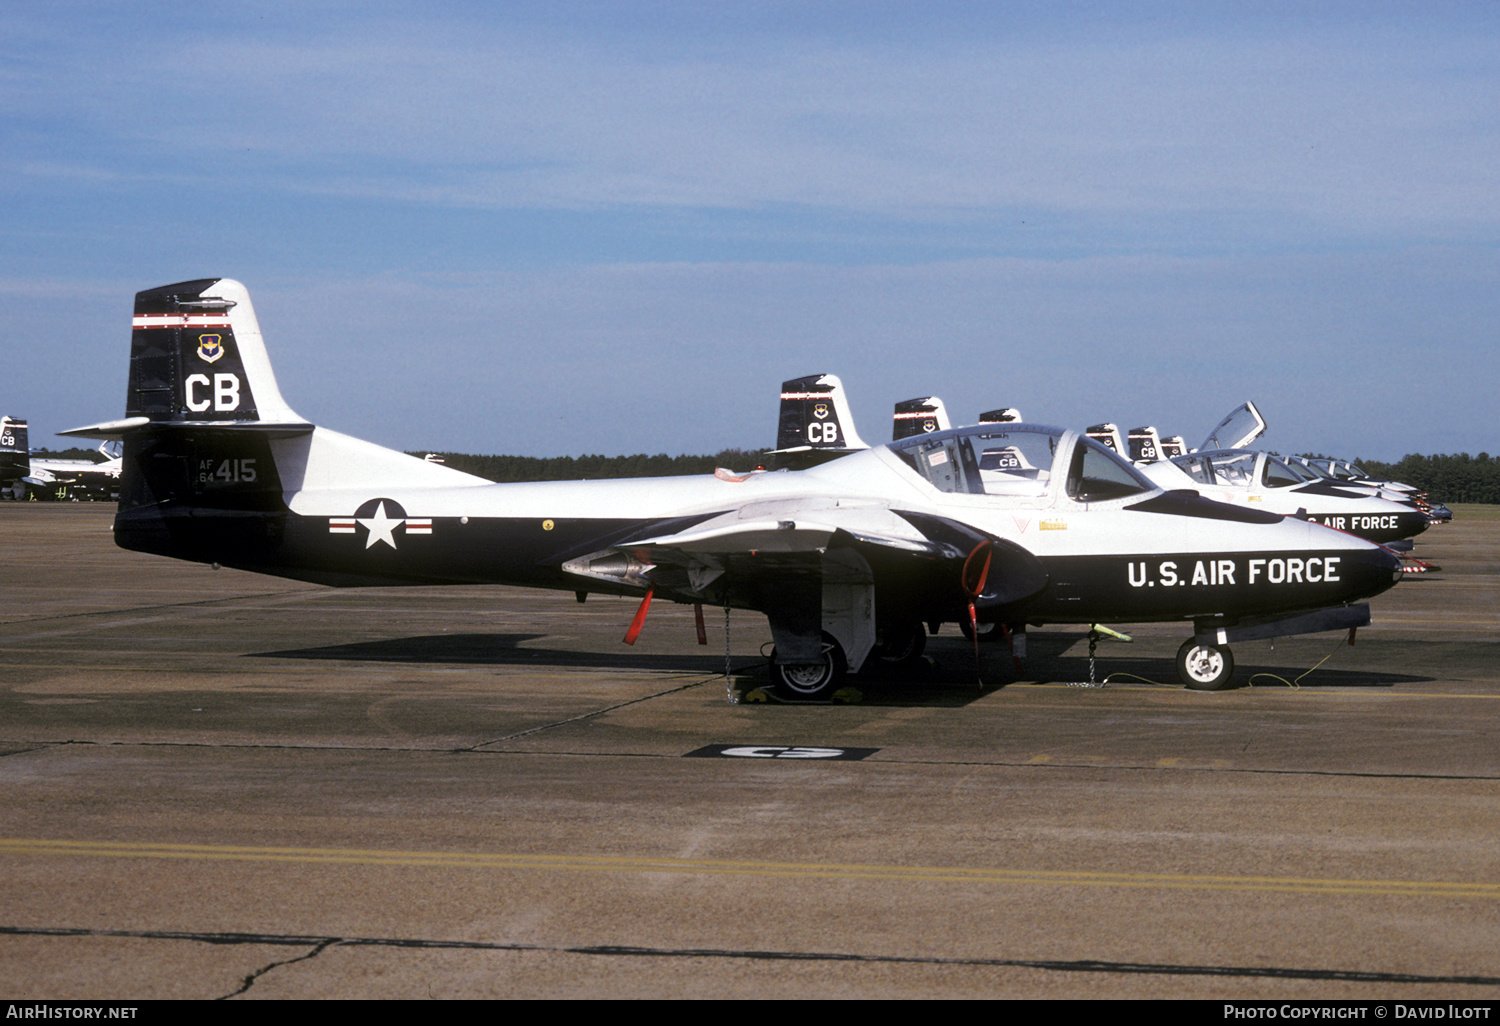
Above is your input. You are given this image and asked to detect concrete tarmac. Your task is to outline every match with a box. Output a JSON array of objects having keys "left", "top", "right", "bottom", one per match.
[{"left": 1, "top": 502, "right": 1497, "bottom": 999}]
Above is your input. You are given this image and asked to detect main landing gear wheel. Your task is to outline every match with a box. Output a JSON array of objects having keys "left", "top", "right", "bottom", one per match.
[
  {"left": 958, "top": 618, "right": 1003, "bottom": 643},
  {"left": 873, "top": 621, "right": 926, "bottom": 667},
  {"left": 769, "top": 633, "right": 848, "bottom": 701},
  {"left": 1176, "top": 638, "right": 1235, "bottom": 691}
]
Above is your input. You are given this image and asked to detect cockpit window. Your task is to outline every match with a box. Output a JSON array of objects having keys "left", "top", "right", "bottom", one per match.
[
  {"left": 891, "top": 425, "right": 1062, "bottom": 497},
  {"left": 1065, "top": 436, "right": 1156, "bottom": 502},
  {"left": 1262, "top": 456, "right": 1302, "bottom": 488},
  {"left": 1204, "top": 451, "right": 1257, "bottom": 487},
  {"left": 911, "top": 437, "right": 984, "bottom": 494},
  {"left": 1282, "top": 459, "right": 1321, "bottom": 482},
  {"left": 891, "top": 424, "right": 1155, "bottom": 503},
  {"left": 1172, "top": 455, "right": 1215, "bottom": 486}
]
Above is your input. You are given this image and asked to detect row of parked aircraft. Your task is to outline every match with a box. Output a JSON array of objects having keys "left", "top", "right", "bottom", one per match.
[
  {"left": 773, "top": 378, "right": 1447, "bottom": 561},
  {"left": 1079, "top": 409, "right": 1451, "bottom": 540},
  {"left": 0, "top": 417, "right": 122, "bottom": 501},
  {"left": 56, "top": 279, "right": 1419, "bottom": 700}
]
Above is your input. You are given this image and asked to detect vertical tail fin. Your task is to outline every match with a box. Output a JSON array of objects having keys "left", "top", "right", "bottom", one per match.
[
  {"left": 1127, "top": 425, "right": 1164, "bottom": 463},
  {"left": 1086, "top": 422, "right": 1126, "bottom": 454},
  {"left": 1159, "top": 435, "right": 1188, "bottom": 459},
  {"left": 892, "top": 397, "right": 951, "bottom": 440},
  {"left": 125, "top": 279, "right": 306, "bottom": 426},
  {"left": 60, "top": 278, "right": 316, "bottom": 519},
  {"left": 768, "top": 374, "right": 868, "bottom": 468},
  {"left": 978, "top": 408, "right": 1022, "bottom": 424},
  {"left": 0, "top": 417, "right": 28, "bottom": 496},
  {"left": 62, "top": 279, "right": 480, "bottom": 563}
]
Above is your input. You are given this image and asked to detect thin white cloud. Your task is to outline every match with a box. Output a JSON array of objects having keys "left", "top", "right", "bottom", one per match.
[
  {"left": 3, "top": 5, "right": 1498, "bottom": 461},
  {"left": 4, "top": 6, "right": 1497, "bottom": 238}
]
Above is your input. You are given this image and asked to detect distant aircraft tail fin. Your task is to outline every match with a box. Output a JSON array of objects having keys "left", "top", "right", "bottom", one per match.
[
  {"left": 0, "top": 417, "right": 28, "bottom": 494},
  {"left": 892, "top": 396, "right": 951, "bottom": 440},
  {"left": 1159, "top": 435, "right": 1187, "bottom": 458},
  {"left": 978, "top": 408, "right": 1022, "bottom": 424},
  {"left": 1086, "top": 423, "right": 1126, "bottom": 454},
  {"left": 1127, "top": 425, "right": 1164, "bottom": 463},
  {"left": 1, "top": 417, "right": 28, "bottom": 454},
  {"left": 767, "top": 373, "right": 868, "bottom": 469}
]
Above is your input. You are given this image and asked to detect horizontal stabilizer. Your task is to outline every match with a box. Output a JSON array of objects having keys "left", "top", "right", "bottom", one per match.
[{"left": 59, "top": 417, "right": 159, "bottom": 440}]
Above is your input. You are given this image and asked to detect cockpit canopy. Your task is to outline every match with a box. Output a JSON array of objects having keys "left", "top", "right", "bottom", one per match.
[
  {"left": 1317, "top": 459, "right": 1370, "bottom": 482},
  {"left": 1287, "top": 456, "right": 1337, "bottom": 481},
  {"left": 1169, "top": 449, "right": 1305, "bottom": 490},
  {"left": 1199, "top": 401, "right": 1267, "bottom": 452},
  {"left": 889, "top": 424, "right": 1158, "bottom": 503}
]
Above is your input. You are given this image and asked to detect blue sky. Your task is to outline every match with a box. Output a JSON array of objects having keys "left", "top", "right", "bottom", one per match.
[{"left": 4, "top": 2, "right": 1498, "bottom": 460}]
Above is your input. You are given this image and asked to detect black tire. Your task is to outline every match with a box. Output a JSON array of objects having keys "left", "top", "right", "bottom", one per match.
[
  {"left": 769, "top": 633, "right": 848, "bottom": 700},
  {"left": 873, "top": 621, "right": 926, "bottom": 666},
  {"left": 1176, "top": 638, "right": 1235, "bottom": 690},
  {"left": 958, "top": 618, "right": 1003, "bottom": 644}
]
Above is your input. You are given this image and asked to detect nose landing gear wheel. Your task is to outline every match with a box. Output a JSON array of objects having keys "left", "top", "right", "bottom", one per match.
[{"left": 1176, "top": 639, "right": 1234, "bottom": 690}]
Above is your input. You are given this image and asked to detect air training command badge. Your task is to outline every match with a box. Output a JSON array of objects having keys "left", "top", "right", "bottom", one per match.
[
  {"left": 197, "top": 334, "right": 225, "bottom": 363},
  {"left": 813, "top": 403, "right": 830, "bottom": 420}
]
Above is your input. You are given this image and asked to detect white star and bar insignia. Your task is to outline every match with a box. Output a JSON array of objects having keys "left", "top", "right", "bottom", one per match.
[{"left": 329, "top": 499, "right": 432, "bottom": 550}]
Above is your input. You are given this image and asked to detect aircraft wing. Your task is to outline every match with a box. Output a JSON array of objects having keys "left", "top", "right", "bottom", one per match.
[
  {"left": 623, "top": 516, "right": 938, "bottom": 556},
  {"left": 563, "top": 504, "right": 1049, "bottom": 613}
]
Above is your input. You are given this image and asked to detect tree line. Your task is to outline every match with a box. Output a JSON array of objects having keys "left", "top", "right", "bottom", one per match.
[
  {"left": 32, "top": 445, "right": 767, "bottom": 481},
  {"left": 32, "top": 444, "right": 1500, "bottom": 503},
  {"left": 1353, "top": 453, "right": 1500, "bottom": 505},
  {"left": 409, "top": 449, "right": 765, "bottom": 482}
]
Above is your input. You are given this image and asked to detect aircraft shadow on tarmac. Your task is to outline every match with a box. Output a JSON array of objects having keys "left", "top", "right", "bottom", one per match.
[
  {"left": 249, "top": 633, "right": 734, "bottom": 674},
  {"left": 246, "top": 632, "right": 1020, "bottom": 704},
  {"left": 246, "top": 632, "right": 996, "bottom": 705},
  {"left": 1024, "top": 656, "right": 1431, "bottom": 691},
  {"left": 245, "top": 633, "right": 1433, "bottom": 704},
  {"left": 1004, "top": 633, "right": 1434, "bottom": 692}
]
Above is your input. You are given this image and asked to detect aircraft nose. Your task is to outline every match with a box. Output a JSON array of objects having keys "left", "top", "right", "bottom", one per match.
[
  {"left": 1399, "top": 510, "right": 1430, "bottom": 539},
  {"left": 1342, "top": 543, "right": 1404, "bottom": 599}
]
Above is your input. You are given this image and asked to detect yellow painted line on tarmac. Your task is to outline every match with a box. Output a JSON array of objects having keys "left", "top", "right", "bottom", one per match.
[
  {"left": 1023, "top": 681, "right": 1500, "bottom": 699},
  {"left": 1370, "top": 618, "right": 1500, "bottom": 626},
  {"left": 0, "top": 662, "right": 679, "bottom": 682},
  {"left": 2, "top": 838, "right": 1496, "bottom": 900}
]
